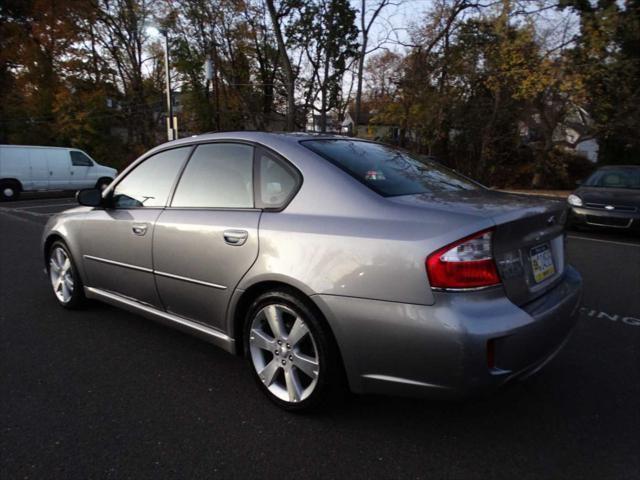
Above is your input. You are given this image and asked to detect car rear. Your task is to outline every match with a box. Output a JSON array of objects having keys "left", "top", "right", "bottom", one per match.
[
  {"left": 414, "top": 193, "right": 581, "bottom": 395},
  {"left": 302, "top": 138, "right": 582, "bottom": 397}
]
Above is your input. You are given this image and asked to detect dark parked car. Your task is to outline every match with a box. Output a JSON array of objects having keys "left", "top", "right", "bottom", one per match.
[{"left": 568, "top": 165, "right": 640, "bottom": 233}]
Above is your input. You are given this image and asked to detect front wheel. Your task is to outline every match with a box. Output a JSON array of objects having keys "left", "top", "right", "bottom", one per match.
[
  {"left": 95, "top": 178, "right": 113, "bottom": 191},
  {"left": 47, "top": 241, "right": 86, "bottom": 309},
  {"left": 244, "top": 290, "right": 343, "bottom": 411}
]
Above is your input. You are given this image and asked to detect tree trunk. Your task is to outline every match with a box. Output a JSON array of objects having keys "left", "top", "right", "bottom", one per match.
[
  {"left": 265, "top": 0, "right": 296, "bottom": 131},
  {"left": 354, "top": 0, "right": 367, "bottom": 136}
]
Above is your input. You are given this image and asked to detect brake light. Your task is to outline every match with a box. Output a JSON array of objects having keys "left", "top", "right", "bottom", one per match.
[{"left": 426, "top": 229, "right": 501, "bottom": 289}]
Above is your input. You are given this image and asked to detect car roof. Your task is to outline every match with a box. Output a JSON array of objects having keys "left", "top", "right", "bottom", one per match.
[
  {"left": 155, "top": 131, "right": 358, "bottom": 150},
  {"left": 0, "top": 144, "right": 81, "bottom": 151}
]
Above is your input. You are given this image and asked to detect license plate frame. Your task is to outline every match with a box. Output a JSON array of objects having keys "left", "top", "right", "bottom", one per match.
[{"left": 529, "top": 243, "right": 555, "bottom": 284}]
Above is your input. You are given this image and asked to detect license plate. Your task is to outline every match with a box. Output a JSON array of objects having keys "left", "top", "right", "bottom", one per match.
[{"left": 530, "top": 243, "right": 555, "bottom": 283}]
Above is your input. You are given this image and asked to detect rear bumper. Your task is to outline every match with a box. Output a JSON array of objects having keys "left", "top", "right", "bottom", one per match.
[
  {"left": 313, "top": 266, "right": 582, "bottom": 398},
  {"left": 569, "top": 206, "right": 640, "bottom": 231}
]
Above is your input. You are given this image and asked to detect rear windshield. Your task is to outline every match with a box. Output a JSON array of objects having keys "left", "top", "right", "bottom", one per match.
[
  {"left": 584, "top": 168, "right": 640, "bottom": 189},
  {"left": 301, "top": 139, "right": 481, "bottom": 197}
]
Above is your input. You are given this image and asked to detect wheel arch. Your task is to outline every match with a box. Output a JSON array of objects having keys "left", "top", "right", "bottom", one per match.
[
  {"left": 43, "top": 231, "right": 87, "bottom": 286},
  {"left": 0, "top": 178, "right": 23, "bottom": 189},
  {"left": 95, "top": 176, "right": 113, "bottom": 188},
  {"left": 43, "top": 233, "right": 66, "bottom": 266},
  {"left": 228, "top": 279, "right": 343, "bottom": 366}
]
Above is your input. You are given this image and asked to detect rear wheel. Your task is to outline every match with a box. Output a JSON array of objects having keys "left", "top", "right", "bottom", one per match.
[
  {"left": 47, "top": 241, "right": 86, "bottom": 309},
  {"left": 244, "top": 290, "right": 342, "bottom": 411},
  {"left": 0, "top": 180, "right": 20, "bottom": 201}
]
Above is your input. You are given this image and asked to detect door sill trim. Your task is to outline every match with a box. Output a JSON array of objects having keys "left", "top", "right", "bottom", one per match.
[{"left": 84, "top": 287, "right": 236, "bottom": 354}]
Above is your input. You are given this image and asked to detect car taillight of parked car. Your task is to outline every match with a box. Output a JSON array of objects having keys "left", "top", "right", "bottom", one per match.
[{"left": 426, "top": 229, "right": 501, "bottom": 289}]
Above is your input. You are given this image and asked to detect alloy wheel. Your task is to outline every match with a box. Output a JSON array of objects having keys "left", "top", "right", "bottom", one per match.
[
  {"left": 49, "top": 247, "right": 75, "bottom": 304},
  {"left": 249, "top": 304, "right": 320, "bottom": 403}
]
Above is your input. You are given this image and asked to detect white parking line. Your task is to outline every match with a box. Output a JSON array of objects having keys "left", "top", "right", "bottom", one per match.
[
  {"left": 580, "top": 307, "right": 640, "bottom": 327},
  {"left": 567, "top": 234, "right": 639, "bottom": 248},
  {"left": 0, "top": 207, "right": 52, "bottom": 217}
]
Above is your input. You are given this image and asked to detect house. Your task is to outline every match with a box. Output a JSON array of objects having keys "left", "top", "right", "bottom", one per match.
[
  {"left": 306, "top": 113, "right": 342, "bottom": 133},
  {"left": 340, "top": 109, "right": 400, "bottom": 141},
  {"left": 518, "top": 105, "right": 599, "bottom": 163}
]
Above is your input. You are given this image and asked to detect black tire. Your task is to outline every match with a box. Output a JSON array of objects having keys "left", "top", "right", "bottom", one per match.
[
  {"left": 95, "top": 177, "right": 113, "bottom": 191},
  {"left": 47, "top": 240, "right": 86, "bottom": 309},
  {"left": 243, "top": 289, "right": 344, "bottom": 412},
  {"left": 0, "top": 180, "right": 20, "bottom": 201}
]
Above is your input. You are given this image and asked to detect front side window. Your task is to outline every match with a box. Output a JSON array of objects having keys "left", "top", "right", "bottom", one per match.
[
  {"left": 70, "top": 151, "right": 93, "bottom": 167},
  {"left": 301, "top": 139, "right": 481, "bottom": 197},
  {"left": 258, "top": 151, "right": 300, "bottom": 208},
  {"left": 171, "top": 143, "right": 254, "bottom": 208},
  {"left": 112, "top": 147, "right": 191, "bottom": 208}
]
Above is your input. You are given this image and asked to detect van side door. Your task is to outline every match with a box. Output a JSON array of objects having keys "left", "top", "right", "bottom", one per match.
[
  {"left": 27, "top": 148, "right": 48, "bottom": 190},
  {"left": 47, "top": 149, "right": 73, "bottom": 190}
]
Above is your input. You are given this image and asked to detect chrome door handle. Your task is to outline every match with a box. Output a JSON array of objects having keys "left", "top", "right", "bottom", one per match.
[
  {"left": 132, "top": 223, "right": 148, "bottom": 236},
  {"left": 223, "top": 229, "right": 248, "bottom": 246}
]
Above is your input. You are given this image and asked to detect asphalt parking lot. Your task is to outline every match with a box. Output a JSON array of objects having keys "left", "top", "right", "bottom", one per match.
[{"left": 1, "top": 195, "right": 639, "bottom": 479}]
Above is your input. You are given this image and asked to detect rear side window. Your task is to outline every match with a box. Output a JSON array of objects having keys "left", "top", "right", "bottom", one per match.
[
  {"left": 112, "top": 147, "right": 191, "bottom": 208},
  {"left": 257, "top": 150, "right": 300, "bottom": 209},
  {"left": 171, "top": 143, "right": 254, "bottom": 208},
  {"left": 301, "top": 139, "right": 481, "bottom": 197},
  {"left": 70, "top": 151, "right": 93, "bottom": 166}
]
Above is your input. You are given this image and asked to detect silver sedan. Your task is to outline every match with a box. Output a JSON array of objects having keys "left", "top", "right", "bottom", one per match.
[{"left": 42, "top": 132, "right": 582, "bottom": 411}]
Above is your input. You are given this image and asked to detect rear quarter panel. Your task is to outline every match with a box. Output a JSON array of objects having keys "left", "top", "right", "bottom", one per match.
[{"left": 237, "top": 139, "right": 495, "bottom": 307}]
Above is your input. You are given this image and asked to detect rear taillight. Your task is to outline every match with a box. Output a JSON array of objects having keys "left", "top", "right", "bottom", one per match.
[{"left": 426, "top": 229, "right": 501, "bottom": 289}]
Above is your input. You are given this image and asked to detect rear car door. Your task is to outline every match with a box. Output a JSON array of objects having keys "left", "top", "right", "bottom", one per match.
[
  {"left": 152, "top": 142, "right": 261, "bottom": 331},
  {"left": 80, "top": 146, "right": 192, "bottom": 307}
]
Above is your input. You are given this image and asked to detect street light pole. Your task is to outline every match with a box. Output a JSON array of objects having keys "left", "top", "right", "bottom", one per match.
[{"left": 162, "top": 29, "right": 176, "bottom": 141}]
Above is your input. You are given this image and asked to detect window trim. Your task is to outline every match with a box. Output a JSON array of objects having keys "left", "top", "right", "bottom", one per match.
[
  {"left": 254, "top": 146, "right": 303, "bottom": 211},
  {"left": 104, "top": 139, "right": 303, "bottom": 212},
  {"left": 106, "top": 145, "right": 195, "bottom": 210}
]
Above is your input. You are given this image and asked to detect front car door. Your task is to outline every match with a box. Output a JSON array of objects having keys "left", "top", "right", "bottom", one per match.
[
  {"left": 69, "top": 150, "right": 95, "bottom": 188},
  {"left": 152, "top": 142, "right": 261, "bottom": 331},
  {"left": 79, "top": 146, "right": 193, "bottom": 307}
]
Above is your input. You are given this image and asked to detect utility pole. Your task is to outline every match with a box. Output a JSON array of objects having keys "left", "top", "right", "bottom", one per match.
[{"left": 162, "top": 29, "right": 177, "bottom": 141}]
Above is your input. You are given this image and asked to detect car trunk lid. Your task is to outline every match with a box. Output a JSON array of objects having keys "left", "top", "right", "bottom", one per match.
[{"left": 389, "top": 189, "right": 568, "bottom": 305}]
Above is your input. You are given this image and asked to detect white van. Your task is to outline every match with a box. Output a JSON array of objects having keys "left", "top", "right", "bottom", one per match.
[{"left": 0, "top": 145, "right": 117, "bottom": 201}]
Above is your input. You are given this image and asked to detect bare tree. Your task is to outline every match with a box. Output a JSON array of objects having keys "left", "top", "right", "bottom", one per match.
[
  {"left": 354, "top": 0, "right": 394, "bottom": 134},
  {"left": 265, "top": 0, "right": 297, "bottom": 131}
]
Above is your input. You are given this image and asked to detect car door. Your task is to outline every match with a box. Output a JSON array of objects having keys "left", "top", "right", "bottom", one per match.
[
  {"left": 80, "top": 146, "right": 193, "bottom": 307},
  {"left": 69, "top": 150, "right": 94, "bottom": 188},
  {"left": 152, "top": 142, "right": 261, "bottom": 331},
  {"left": 27, "top": 148, "right": 49, "bottom": 189},
  {"left": 47, "top": 149, "right": 73, "bottom": 190}
]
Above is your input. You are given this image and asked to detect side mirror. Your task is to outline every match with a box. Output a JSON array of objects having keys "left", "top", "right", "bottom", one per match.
[{"left": 76, "top": 188, "right": 103, "bottom": 207}]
